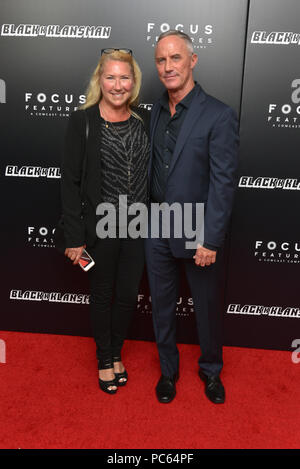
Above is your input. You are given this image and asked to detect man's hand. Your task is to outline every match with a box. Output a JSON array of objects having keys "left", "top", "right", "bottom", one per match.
[
  {"left": 64, "top": 245, "right": 86, "bottom": 265},
  {"left": 193, "top": 244, "right": 216, "bottom": 267}
]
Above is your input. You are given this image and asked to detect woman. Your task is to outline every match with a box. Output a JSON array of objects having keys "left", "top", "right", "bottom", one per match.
[{"left": 61, "top": 49, "right": 150, "bottom": 394}]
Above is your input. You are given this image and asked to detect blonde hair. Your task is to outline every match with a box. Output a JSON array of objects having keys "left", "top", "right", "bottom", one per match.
[{"left": 80, "top": 50, "right": 142, "bottom": 113}]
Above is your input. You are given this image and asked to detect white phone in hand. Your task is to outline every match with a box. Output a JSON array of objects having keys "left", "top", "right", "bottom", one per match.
[{"left": 78, "top": 249, "right": 95, "bottom": 272}]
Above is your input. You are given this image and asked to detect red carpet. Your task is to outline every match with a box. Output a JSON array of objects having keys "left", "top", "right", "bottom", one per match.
[{"left": 0, "top": 330, "right": 299, "bottom": 449}]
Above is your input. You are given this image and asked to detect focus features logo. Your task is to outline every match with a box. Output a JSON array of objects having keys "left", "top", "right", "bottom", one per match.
[
  {"left": 146, "top": 22, "right": 213, "bottom": 49},
  {"left": 25, "top": 92, "right": 86, "bottom": 118},
  {"left": 254, "top": 240, "right": 300, "bottom": 264},
  {"left": 137, "top": 294, "right": 194, "bottom": 318},
  {"left": 267, "top": 79, "right": 300, "bottom": 129},
  {"left": 28, "top": 226, "right": 55, "bottom": 248}
]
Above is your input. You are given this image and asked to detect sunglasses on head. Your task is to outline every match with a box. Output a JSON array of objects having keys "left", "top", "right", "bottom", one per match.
[{"left": 101, "top": 48, "right": 132, "bottom": 56}]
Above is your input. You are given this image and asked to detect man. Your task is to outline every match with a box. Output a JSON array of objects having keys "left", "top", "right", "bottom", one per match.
[{"left": 145, "top": 31, "right": 239, "bottom": 404}]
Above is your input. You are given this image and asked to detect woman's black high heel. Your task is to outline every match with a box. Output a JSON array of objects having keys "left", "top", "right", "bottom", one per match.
[
  {"left": 113, "top": 356, "right": 128, "bottom": 387},
  {"left": 98, "top": 358, "right": 117, "bottom": 394}
]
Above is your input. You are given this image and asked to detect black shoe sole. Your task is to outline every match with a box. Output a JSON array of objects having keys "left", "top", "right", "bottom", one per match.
[{"left": 156, "top": 393, "right": 176, "bottom": 404}]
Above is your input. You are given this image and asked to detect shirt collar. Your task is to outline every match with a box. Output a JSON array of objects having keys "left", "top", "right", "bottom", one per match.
[{"left": 159, "top": 82, "right": 199, "bottom": 111}]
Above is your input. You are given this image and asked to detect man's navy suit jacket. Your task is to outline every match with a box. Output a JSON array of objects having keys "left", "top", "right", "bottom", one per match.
[{"left": 149, "top": 85, "right": 239, "bottom": 258}]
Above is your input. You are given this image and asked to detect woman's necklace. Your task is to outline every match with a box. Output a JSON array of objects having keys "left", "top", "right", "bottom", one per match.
[{"left": 100, "top": 107, "right": 134, "bottom": 193}]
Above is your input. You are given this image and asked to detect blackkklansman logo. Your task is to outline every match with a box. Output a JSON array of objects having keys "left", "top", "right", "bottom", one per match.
[
  {"left": 5, "top": 165, "right": 61, "bottom": 178},
  {"left": 238, "top": 176, "right": 300, "bottom": 191},
  {"left": 254, "top": 240, "right": 300, "bottom": 264},
  {"left": 227, "top": 303, "right": 300, "bottom": 319},
  {"left": 25, "top": 92, "right": 86, "bottom": 118},
  {"left": 139, "top": 103, "right": 153, "bottom": 111},
  {"left": 267, "top": 79, "right": 300, "bottom": 129},
  {"left": 10, "top": 290, "right": 90, "bottom": 304},
  {"left": 146, "top": 22, "right": 213, "bottom": 49},
  {"left": 1, "top": 24, "right": 111, "bottom": 39},
  {"left": 251, "top": 31, "right": 300, "bottom": 46}
]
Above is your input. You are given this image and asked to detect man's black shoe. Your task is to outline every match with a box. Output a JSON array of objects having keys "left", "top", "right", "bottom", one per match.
[
  {"left": 156, "top": 373, "right": 179, "bottom": 403},
  {"left": 199, "top": 370, "right": 225, "bottom": 404}
]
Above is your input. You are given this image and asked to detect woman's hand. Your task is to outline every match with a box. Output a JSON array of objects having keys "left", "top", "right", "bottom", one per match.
[{"left": 64, "top": 245, "right": 86, "bottom": 265}]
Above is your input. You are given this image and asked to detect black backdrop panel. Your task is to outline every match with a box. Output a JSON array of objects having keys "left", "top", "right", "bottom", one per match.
[
  {"left": 224, "top": 0, "right": 300, "bottom": 350},
  {"left": 1, "top": 0, "right": 274, "bottom": 347}
]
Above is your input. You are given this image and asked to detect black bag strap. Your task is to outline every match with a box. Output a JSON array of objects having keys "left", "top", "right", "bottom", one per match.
[{"left": 79, "top": 110, "right": 89, "bottom": 198}]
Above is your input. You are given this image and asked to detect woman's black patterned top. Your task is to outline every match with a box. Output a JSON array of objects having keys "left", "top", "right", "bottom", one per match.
[{"left": 100, "top": 115, "right": 150, "bottom": 210}]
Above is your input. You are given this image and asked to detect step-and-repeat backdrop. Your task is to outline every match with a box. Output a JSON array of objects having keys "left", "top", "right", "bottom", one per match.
[
  {"left": 1, "top": 0, "right": 299, "bottom": 351},
  {"left": 224, "top": 0, "right": 300, "bottom": 350}
]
